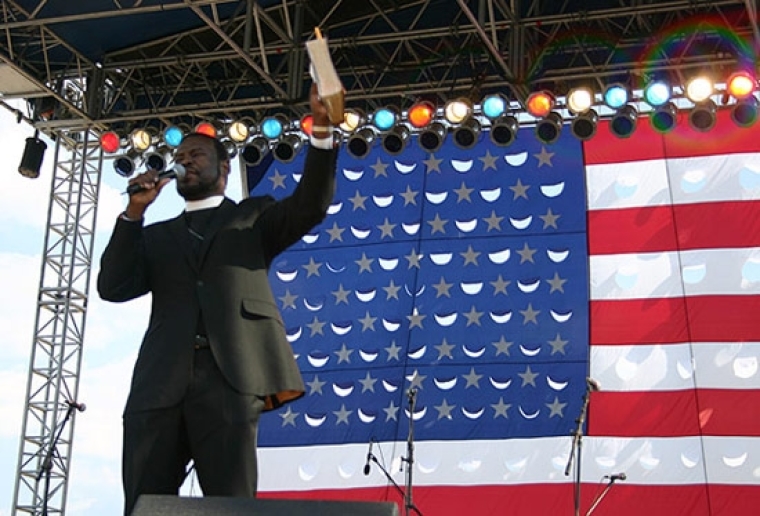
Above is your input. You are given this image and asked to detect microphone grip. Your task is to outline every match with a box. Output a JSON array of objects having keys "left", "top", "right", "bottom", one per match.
[
  {"left": 126, "top": 165, "right": 185, "bottom": 195},
  {"left": 363, "top": 461, "right": 371, "bottom": 475}
]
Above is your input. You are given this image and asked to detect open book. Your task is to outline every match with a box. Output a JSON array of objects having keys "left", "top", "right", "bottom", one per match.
[{"left": 306, "top": 28, "right": 344, "bottom": 125}]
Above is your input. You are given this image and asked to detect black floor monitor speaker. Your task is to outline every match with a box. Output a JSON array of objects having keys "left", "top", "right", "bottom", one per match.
[{"left": 131, "top": 495, "right": 400, "bottom": 516}]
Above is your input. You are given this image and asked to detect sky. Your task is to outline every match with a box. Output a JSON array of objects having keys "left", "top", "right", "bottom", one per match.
[{"left": 0, "top": 104, "right": 244, "bottom": 515}]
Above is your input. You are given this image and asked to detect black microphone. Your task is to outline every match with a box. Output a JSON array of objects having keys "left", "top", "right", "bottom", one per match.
[
  {"left": 586, "top": 377, "right": 601, "bottom": 392},
  {"left": 125, "top": 164, "right": 186, "bottom": 195},
  {"left": 66, "top": 400, "right": 86, "bottom": 412},
  {"left": 363, "top": 439, "right": 374, "bottom": 475},
  {"left": 606, "top": 472, "right": 626, "bottom": 482}
]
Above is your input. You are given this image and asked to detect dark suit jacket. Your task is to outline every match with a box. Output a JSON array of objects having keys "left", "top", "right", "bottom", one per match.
[{"left": 98, "top": 145, "right": 338, "bottom": 413}]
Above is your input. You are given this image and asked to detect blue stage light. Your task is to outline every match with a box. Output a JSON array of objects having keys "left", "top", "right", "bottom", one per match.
[
  {"left": 604, "top": 84, "right": 629, "bottom": 109},
  {"left": 163, "top": 126, "right": 184, "bottom": 148},
  {"left": 261, "top": 117, "right": 284, "bottom": 139},
  {"left": 482, "top": 95, "right": 507, "bottom": 119},
  {"left": 372, "top": 108, "right": 397, "bottom": 131},
  {"left": 644, "top": 81, "right": 671, "bottom": 107}
]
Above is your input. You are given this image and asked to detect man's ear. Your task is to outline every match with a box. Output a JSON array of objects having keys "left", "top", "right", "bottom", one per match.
[{"left": 221, "top": 159, "right": 231, "bottom": 178}]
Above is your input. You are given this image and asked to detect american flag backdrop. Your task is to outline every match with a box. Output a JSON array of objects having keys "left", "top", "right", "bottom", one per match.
[{"left": 247, "top": 109, "right": 760, "bottom": 515}]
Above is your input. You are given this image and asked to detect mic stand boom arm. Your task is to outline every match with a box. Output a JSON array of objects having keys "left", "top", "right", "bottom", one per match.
[
  {"left": 401, "top": 388, "right": 423, "bottom": 516},
  {"left": 36, "top": 401, "right": 80, "bottom": 516}
]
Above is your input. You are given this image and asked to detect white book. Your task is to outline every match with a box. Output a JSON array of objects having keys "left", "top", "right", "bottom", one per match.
[{"left": 306, "top": 32, "right": 344, "bottom": 124}]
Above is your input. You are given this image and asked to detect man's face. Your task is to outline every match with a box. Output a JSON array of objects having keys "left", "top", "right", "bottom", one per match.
[{"left": 174, "top": 135, "right": 228, "bottom": 200}]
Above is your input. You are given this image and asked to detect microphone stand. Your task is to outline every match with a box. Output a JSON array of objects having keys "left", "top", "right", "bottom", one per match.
[
  {"left": 400, "top": 388, "right": 423, "bottom": 516},
  {"left": 36, "top": 401, "right": 81, "bottom": 516},
  {"left": 586, "top": 477, "right": 620, "bottom": 516},
  {"left": 564, "top": 384, "right": 592, "bottom": 516}
]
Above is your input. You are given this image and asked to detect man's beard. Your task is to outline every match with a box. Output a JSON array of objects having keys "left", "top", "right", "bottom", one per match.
[{"left": 176, "top": 165, "right": 222, "bottom": 200}]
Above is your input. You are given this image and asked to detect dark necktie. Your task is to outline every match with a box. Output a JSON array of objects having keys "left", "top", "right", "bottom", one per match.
[{"left": 185, "top": 208, "right": 215, "bottom": 257}]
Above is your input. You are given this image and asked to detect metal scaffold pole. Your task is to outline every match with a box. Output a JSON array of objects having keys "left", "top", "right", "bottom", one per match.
[{"left": 11, "top": 130, "right": 103, "bottom": 516}]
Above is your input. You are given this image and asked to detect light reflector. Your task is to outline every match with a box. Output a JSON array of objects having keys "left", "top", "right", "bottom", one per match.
[
  {"left": 100, "top": 131, "right": 120, "bottom": 153},
  {"left": 644, "top": 81, "right": 671, "bottom": 107},
  {"left": 163, "top": 126, "right": 184, "bottom": 148},
  {"left": 372, "top": 108, "right": 397, "bottom": 131},
  {"left": 603, "top": 84, "right": 629, "bottom": 109},
  {"left": 482, "top": 94, "right": 508, "bottom": 119},
  {"left": 685, "top": 77, "right": 714, "bottom": 103},
  {"left": 194, "top": 122, "right": 217, "bottom": 138},
  {"left": 566, "top": 87, "right": 593, "bottom": 114},
  {"left": 727, "top": 71, "right": 756, "bottom": 100},
  {"left": 526, "top": 91, "right": 555, "bottom": 118},
  {"left": 408, "top": 101, "right": 435, "bottom": 128}
]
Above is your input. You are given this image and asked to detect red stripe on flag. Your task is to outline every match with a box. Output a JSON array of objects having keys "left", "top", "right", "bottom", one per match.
[
  {"left": 589, "top": 201, "right": 760, "bottom": 256},
  {"left": 588, "top": 390, "right": 699, "bottom": 437},
  {"left": 584, "top": 110, "right": 760, "bottom": 165},
  {"left": 591, "top": 296, "right": 760, "bottom": 345},
  {"left": 589, "top": 389, "right": 760, "bottom": 437},
  {"left": 697, "top": 389, "right": 760, "bottom": 436},
  {"left": 257, "top": 484, "right": 760, "bottom": 516}
]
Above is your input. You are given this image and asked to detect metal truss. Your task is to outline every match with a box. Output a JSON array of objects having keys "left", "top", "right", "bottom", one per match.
[
  {"left": 11, "top": 131, "right": 102, "bottom": 516},
  {"left": 1, "top": 0, "right": 757, "bottom": 133}
]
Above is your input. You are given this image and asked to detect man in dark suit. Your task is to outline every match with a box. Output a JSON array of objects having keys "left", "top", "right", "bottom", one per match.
[{"left": 97, "top": 84, "right": 339, "bottom": 515}]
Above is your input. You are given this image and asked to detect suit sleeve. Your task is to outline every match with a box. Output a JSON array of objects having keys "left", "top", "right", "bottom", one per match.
[
  {"left": 257, "top": 144, "right": 339, "bottom": 263},
  {"left": 97, "top": 217, "right": 150, "bottom": 302}
]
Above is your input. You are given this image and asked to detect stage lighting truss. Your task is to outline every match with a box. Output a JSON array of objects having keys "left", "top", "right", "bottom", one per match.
[
  {"left": 347, "top": 127, "right": 376, "bottom": 159},
  {"left": 535, "top": 112, "right": 563, "bottom": 144},
  {"left": 241, "top": 137, "right": 269, "bottom": 166},
  {"left": 489, "top": 115, "right": 518, "bottom": 146}
]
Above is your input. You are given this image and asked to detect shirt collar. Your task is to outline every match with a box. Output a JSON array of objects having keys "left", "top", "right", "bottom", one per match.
[{"left": 185, "top": 195, "right": 224, "bottom": 212}]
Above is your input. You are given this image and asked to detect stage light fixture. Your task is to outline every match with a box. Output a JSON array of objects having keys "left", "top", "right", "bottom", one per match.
[
  {"left": 372, "top": 107, "right": 398, "bottom": 131},
  {"left": 453, "top": 118, "right": 481, "bottom": 149},
  {"left": 241, "top": 137, "right": 269, "bottom": 166},
  {"left": 535, "top": 112, "right": 562, "bottom": 144},
  {"left": 609, "top": 105, "right": 638, "bottom": 138},
  {"left": 18, "top": 132, "right": 47, "bottom": 179},
  {"left": 727, "top": 71, "right": 756, "bottom": 99},
  {"left": 603, "top": 84, "right": 629, "bottom": 109},
  {"left": 382, "top": 125, "right": 410, "bottom": 155},
  {"left": 490, "top": 115, "right": 518, "bottom": 146},
  {"left": 731, "top": 97, "right": 758, "bottom": 127},
  {"left": 419, "top": 122, "right": 446, "bottom": 152},
  {"left": 163, "top": 125, "right": 184, "bottom": 148},
  {"left": 223, "top": 140, "right": 238, "bottom": 159},
  {"left": 408, "top": 101, "right": 435, "bottom": 128},
  {"left": 144, "top": 151, "right": 167, "bottom": 172},
  {"left": 689, "top": 99, "right": 717, "bottom": 132},
  {"left": 273, "top": 134, "right": 302, "bottom": 163},
  {"left": 194, "top": 121, "right": 218, "bottom": 138},
  {"left": 113, "top": 150, "right": 140, "bottom": 178},
  {"left": 644, "top": 81, "right": 671, "bottom": 107},
  {"left": 650, "top": 102, "right": 678, "bottom": 133},
  {"left": 100, "top": 131, "right": 121, "bottom": 154},
  {"left": 481, "top": 94, "right": 508, "bottom": 119},
  {"left": 261, "top": 116, "right": 287, "bottom": 140},
  {"left": 347, "top": 128, "right": 376, "bottom": 159},
  {"left": 444, "top": 98, "right": 473, "bottom": 124},
  {"left": 685, "top": 76, "right": 713, "bottom": 103},
  {"left": 340, "top": 109, "right": 364, "bottom": 133},
  {"left": 228, "top": 119, "right": 251, "bottom": 143},
  {"left": 570, "top": 109, "right": 598, "bottom": 141},
  {"left": 300, "top": 114, "right": 314, "bottom": 136},
  {"left": 526, "top": 91, "right": 555, "bottom": 118},
  {"left": 566, "top": 87, "right": 594, "bottom": 114},
  {"left": 130, "top": 128, "right": 152, "bottom": 152}
]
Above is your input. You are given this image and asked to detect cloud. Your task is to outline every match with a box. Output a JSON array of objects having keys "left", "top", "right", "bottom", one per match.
[{"left": 0, "top": 252, "right": 43, "bottom": 360}]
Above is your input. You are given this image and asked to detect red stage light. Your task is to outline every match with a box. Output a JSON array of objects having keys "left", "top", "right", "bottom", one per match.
[
  {"left": 194, "top": 122, "right": 217, "bottom": 137},
  {"left": 408, "top": 101, "right": 435, "bottom": 128},
  {"left": 727, "top": 71, "right": 756, "bottom": 100},
  {"left": 100, "top": 131, "right": 120, "bottom": 153},
  {"left": 300, "top": 114, "right": 314, "bottom": 136},
  {"left": 526, "top": 91, "right": 555, "bottom": 118}
]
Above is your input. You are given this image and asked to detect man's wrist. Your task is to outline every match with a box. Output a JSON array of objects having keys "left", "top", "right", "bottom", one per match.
[{"left": 120, "top": 210, "right": 143, "bottom": 222}]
